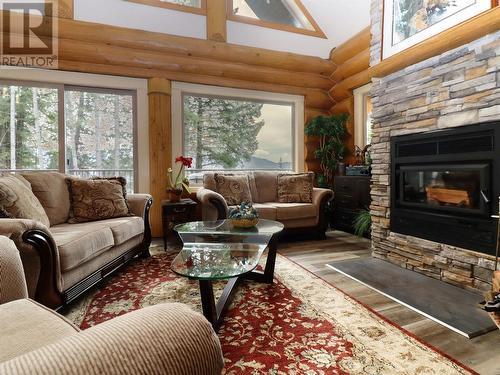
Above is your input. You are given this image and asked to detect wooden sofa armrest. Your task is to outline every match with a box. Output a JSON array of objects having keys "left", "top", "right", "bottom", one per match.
[
  {"left": 0, "top": 303, "right": 224, "bottom": 375},
  {"left": 127, "top": 194, "right": 153, "bottom": 257},
  {"left": 196, "top": 188, "right": 229, "bottom": 221},
  {"left": 312, "top": 188, "right": 334, "bottom": 239},
  {"left": 0, "top": 219, "right": 61, "bottom": 309}
]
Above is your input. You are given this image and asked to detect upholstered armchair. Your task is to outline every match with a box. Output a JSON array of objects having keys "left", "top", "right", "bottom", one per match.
[{"left": 0, "top": 236, "right": 224, "bottom": 375}]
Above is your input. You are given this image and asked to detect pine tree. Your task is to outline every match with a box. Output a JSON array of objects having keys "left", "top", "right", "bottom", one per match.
[{"left": 184, "top": 96, "right": 264, "bottom": 170}]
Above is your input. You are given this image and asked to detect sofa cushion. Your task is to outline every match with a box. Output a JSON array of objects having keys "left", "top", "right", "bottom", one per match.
[
  {"left": 51, "top": 223, "right": 115, "bottom": 271},
  {"left": 267, "top": 202, "right": 317, "bottom": 221},
  {"left": 234, "top": 203, "right": 277, "bottom": 220},
  {"left": 61, "top": 235, "right": 143, "bottom": 291},
  {"left": 95, "top": 217, "right": 144, "bottom": 246},
  {"left": 0, "top": 174, "right": 50, "bottom": 228},
  {"left": 277, "top": 173, "right": 314, "bottom": 203},
  {"left": 66, "top": 178, "right": 131, "bottom": 223},
  {"left": 252, "top": 171, "right": 279, "bottom": 203},
  {"left": 214, "top": 174, "right": 252, "bottom": 205},
  {"left": 0, "top": 299, "right": 79, "bottom": 363},
  {"left": 22, "top": 172, "right": 71, "bottom": 226}
]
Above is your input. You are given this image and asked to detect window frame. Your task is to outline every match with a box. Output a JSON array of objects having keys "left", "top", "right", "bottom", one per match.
[
  {"left": 125, "top": 0, "right": 207, "bottom": 15},
  {"left": 172, "top": 81, "right": 305, "bottom": 185},
  {"left": 353, "top": 83, "right": 373, "bottom": 149},
  {"left": 227, "top": 0, "right": 326, "bottom": 39},
  {"left": 0, "top": 79, "right": 139, "bottom": 192}
]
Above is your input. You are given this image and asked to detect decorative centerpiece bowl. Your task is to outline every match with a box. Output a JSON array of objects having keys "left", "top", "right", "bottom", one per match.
[{"left": 228, "top": 202, "right": 259, "bottom": 228}]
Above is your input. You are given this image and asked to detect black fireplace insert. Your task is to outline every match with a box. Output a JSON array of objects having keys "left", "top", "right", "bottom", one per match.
[{"left": 391, "top": 121, "right": 500, "bottom": 255}]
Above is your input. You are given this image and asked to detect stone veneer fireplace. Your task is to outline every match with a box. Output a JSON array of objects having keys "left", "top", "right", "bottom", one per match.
[{"left": 369, "top": 1, "right": 500, "bottom": 293}]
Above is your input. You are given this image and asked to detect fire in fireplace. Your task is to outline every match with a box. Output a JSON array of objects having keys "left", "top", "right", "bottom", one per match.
[{"left": 391, "top": 121, "right": 500, "bottom": 256}]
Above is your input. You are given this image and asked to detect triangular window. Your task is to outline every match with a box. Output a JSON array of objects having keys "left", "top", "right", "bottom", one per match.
[
  {"left": 127, "top": 0, "right": 206, "bottom": 15},
  {"left": 229, "top": 0, "right": 325, "bottom": 38}
]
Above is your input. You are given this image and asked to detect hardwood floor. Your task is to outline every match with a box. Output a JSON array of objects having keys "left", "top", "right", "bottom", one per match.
[{"left": 279, "top": 231, "right": 500, "bottom": 375}]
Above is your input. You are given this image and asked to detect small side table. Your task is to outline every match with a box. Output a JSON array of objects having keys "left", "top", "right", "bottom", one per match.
[{"left": 161, "top": 199, "right": 197, "bottom": 250}]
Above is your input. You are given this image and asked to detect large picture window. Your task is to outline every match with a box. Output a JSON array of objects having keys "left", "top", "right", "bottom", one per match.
[
  {"left": 172, "top": 83, "right": 304, "bottom": 184},
  {"left": 64, "top": 87, "right": 136, "bottom": 189},
  {"left": 0, "top": 81, "right": 137, "bottom": 191},
  {"left": 0, "top": 83, "right": 60, "bottom": 172}
]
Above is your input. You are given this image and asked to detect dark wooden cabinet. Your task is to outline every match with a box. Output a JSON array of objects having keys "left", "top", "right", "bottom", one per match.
[
  {"left": 332, "top": 176, "right": 371, "bottom": 233},
  {"left": 162, "top": 199, "right": 197, "bottom": 249}
]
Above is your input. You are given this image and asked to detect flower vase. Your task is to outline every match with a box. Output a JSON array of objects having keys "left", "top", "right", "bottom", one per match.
[{"left": 167, "top": 188, "right": 183, "bottom": 203}]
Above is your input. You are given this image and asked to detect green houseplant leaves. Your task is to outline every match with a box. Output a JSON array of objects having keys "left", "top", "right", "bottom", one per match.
[{"left": 305, "top": 113, "right": 348, "bottom": 186}]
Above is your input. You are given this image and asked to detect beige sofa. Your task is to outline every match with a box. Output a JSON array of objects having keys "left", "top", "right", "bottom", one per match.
[
  {"left": 0, "top": 236, "right": 224, "bottom": 375},
  {"left": 0, "top": 172, "right": 152, "bottom": 310},
  {"left": 197, "top": 172, "right": 333, "bottom": 238}
]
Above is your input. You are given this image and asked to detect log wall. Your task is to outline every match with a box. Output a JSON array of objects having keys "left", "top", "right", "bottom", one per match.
[{"left": 329, "top": 27, "right": 372, "bottom": 165}]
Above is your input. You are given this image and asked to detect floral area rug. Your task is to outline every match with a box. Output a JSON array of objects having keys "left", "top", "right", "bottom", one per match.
[{"left": 64, "top": 246, "right": 475, "bottom": 375}]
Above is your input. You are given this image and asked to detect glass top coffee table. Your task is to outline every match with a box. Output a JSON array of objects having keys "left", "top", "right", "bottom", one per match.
[{"left": 172, "top": 219, "right": 284, "bottom": 330}]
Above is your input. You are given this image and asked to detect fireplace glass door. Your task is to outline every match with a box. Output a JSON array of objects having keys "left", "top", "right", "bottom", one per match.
[{"left": 398, "top": 164, "right": 490, "bottom": 216}]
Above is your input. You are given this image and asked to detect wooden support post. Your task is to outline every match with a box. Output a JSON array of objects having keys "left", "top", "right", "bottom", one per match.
[
  {"left": 207, "top": 0, "right": 227, "bottom": 42},
  {"left": 148, "top": 78, "right": 172, "bottom": 238},
  {"left": 46, "top": 0, "right": 74, "bottom": 19}
]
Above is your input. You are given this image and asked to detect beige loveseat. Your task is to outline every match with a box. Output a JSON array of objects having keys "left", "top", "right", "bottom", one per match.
[
  {"left": 197, "top": 172, "right": 333, "bottom": 238},
  {"left": 0, "top": 236, "right": 224, "bottom": 375},
  {"left": 0, "top": 172, "right": 152, "bottom": 309}
]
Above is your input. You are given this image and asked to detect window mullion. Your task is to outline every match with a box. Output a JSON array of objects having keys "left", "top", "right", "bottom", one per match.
[{"left": 58, "top": 85, "right": 66, "bottom": 174}]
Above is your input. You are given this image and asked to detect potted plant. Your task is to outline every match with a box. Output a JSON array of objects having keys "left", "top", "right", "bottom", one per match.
[
  {"left": 305, "top": 113, "right": 348, "bottom": 187},
  {"left": 353, "top": 209, "right": 371, "bottom": 238},
  {"left": 167, "top": 156, "right": 192, "bottom": 202}
]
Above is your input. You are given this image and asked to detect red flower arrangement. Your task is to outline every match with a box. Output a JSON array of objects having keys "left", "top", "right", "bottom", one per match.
[
  {"left": 175, "top": 156, "right": 193, "bottom": 168},
  {"left": 167, "top": 155, "right": 192, "bottom": 200}
]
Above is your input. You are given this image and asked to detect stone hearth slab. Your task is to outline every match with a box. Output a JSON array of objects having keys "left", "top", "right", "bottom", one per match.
[{"left": 327, "top": 258, "right": 496, "bottom": 338}]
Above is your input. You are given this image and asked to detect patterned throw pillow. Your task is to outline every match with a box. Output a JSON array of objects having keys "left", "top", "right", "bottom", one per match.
[
  {"left": 214, "top": 174, "right": 253, "bottom": 206},
  {"left": 0, "top": 174, "right": 51, "bottom": 227},
  {"left": 277, "top": 173, "right": 314, "bottom": 203},
  {"left": 66, "top": 177, "right": 131, "bottom": 223}
]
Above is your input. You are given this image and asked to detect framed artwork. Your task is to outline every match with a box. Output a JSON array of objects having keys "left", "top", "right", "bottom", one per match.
[{"left": 382, "top": 0, "right": 494, "bottom": 59}]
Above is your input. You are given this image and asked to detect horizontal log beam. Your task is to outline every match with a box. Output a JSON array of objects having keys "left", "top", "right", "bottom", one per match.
[
  {"left": 329, "top": 97, "right": 351, "bottom": 114},
  {"left": 330, "top": 27, "right": 371, "bottom": 66},
  {"left": 331, "top": 47, "right": 370, "bottom": 82},
  {"left": 305, "top": 107, "right": 329, "bottom": 123},
  {"left": 49, "top": 16, "right": 335, "bottom": 75},
  {"left": 56, "top": 38, "right": 332, "bottom": 90},
  {"left": 371, "top": 7, "right": 500, "bottom": 78},
  {"left": 58, "top": 60, "right": 333, "bottom": 109},
  {"left": 329, "top": 69, "right": 371, "bottom": 102}
]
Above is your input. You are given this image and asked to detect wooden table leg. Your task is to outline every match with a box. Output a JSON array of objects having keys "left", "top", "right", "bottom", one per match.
[
  {"left": 263, "top": 235, "right": 277, "bottom": 284},
  {"left": 199, "top": 280, "right": 217, "bottom": 328},
  {"left": 241, "top": 235, "right": 278, "bottom": 284}
]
